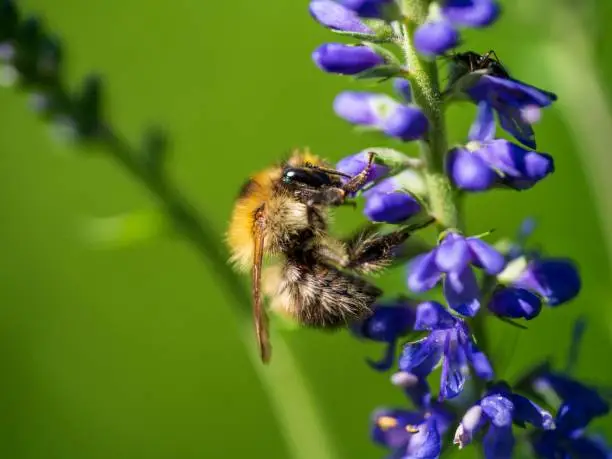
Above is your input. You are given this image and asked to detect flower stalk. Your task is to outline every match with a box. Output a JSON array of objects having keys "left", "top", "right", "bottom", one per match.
[{"left": 398, "top": 18, "right": 459, "bottom": 230}]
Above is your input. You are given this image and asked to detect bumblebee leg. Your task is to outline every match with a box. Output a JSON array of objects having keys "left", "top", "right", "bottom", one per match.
[
  {"left": 345, "top": 218, "right": 435, "bottom": 274},
  {"left": 342, "top": 151, "right": 376, "bottom": 194}
]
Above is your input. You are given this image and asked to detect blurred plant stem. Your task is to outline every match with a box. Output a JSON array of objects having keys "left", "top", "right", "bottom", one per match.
[{"left": 534, "top": 6, "right": 612, "bottom": 279}]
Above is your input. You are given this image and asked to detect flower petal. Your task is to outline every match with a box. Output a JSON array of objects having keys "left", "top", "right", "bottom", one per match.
[
  {"left": 371, "top": 408, "right": 423, "bottom": 449},
  {"left": 336, "top": 150, "right": 390, "bottom": 182},
  {"left": 414, "top": 20, "right": 459, "bottom": 57},
  {"left": 312, "top": 43, "right": 384, "bottom": 75},
  {"left": 441, "top": 0, "right": 500, "bottom": 27},
  {"left": 467, "top": 341, "right": 495, "bottom": 380},
  {"left": 380, "top": 104, "right": 429, "bottom": 141},
  {"left": 483, "top": 425, "right": 514, "bottom": 459},
  {"left": 515, "top": 258, "right": 581, "bottom": 306},
  {"left": 447, "top": 147, "right": 497, "bottom": 191},
  {"left": 443, "top": 268, "right": 481, "bottom": 317},
  {"left": 406, "top": 417, "right": 441, "bottom": 459},
  {"left": 481, "top": 394, "right": 514, "bottom": 427},
  {"left": 436, "top": 233, "right": 471, "bottom": 273},
  {"left": 333, "top": 91, "right": 379, "bottom": 125},
  {"left": 468, "top": 100, "right": 496, "bottom": 141},
  {"left": 399, "top": 334, "right": 444, "bottom": 377},
  {"left": 309, "top": 0, "right": 374, "bottom": 33},
  {"left": 510, "top": 393, "right": 555, "bottom": 430},
  {"left": 467, "top": 237, "right": 506, "bottom": 274},
  {"left": 439, "top": 332, "right": 466, "bottom": 399},
  {"left": 364, "top": 191, "right": 422, "bottom": 223},
  {"left": 487, "top": 287, "right": 542, "bottom": 320},
  {"left": 407, "top": 251, "right": 443, "bottom": 292},
  {"left": 454, "top": 405, "right": 484, "bottom": 448},
  {"left": 414, "top": 301, "right": 456, "bottom": 331}
]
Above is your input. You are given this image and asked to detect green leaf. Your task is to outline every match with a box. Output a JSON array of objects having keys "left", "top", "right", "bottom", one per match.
[
  {"left": 355, "top": 64, "right": 403, "bottom": 81},
  {"left": 333, "top": 19, "right": 395, "bottom": 43}
]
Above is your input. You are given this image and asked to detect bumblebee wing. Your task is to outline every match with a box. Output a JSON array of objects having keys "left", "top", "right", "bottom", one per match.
[{"left": 252, "top": 207, "right": 272, "bottom": 363}]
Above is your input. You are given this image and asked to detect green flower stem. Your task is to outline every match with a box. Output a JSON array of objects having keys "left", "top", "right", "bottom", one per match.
[
  {"left": 398, "top": 20, "right": 459, "bottom": 230},
  {"left": 400, "top": 0, "right": 490, "bottom": 382}
]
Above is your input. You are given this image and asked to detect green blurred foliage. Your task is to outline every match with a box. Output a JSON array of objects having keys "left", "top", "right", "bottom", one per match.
[{"left": 0, "top": 0, "right": 611, "bottom": 458}]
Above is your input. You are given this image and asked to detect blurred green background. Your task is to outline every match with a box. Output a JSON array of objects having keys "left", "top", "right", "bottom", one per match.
[{"left": 0, "top": 0, "right": 611, "bottom": 458}]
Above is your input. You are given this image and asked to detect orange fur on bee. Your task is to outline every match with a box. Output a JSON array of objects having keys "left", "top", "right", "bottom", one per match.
[{"left": 226, "top": 149, "right": 328, "bottom": 271}]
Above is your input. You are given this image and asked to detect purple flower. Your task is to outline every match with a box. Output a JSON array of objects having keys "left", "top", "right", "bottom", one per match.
[
  {"left": 372, "top": 406, "right": 450, "bottom": 459},
  {"left": 399, "top": 302, "right": 494, "bottom": 400},
  {"left": 497, "top": 221, "right": 581, "bottom": 306},
  {"left": 312, "top": 43, "right": 384, "bottom": 75},
  {"left": 309, "top": 0, "right": 374, "bottom": 34},
  {"left": 487, "top": 286, "right": 542, "bottom": 320},
  {"left": 447, "top": 142, "right": 554, "bottom": 191},
  {"left": 447, "top": 102, "right": 554, "bottom": 191},
  {"left": 413, "top": 0, "right": 499, "bottom": 56},
  {"left": 407, "top": 231, "right": 505, "bottom": 316},
  {"left": 334, "top": 91, "right": 429, "bottom": 141},
  {"left": 454, "top": 382, "right": 555, "bottom": 459},
  {"left": 441, "top": 0, "right": 500, "bottom": 27},
  {"left": 338, "top": 0, "right": 391, "bottom": 18},
  {"left": 358, "top": 169, "right": 426, "bottom": 223},
  {"left": 528, "top": 371, "right": 610, "bottom": 458},
  {"left": 364, "top": 192, "right": 421, "bottom": 223},
  {"left": 351, "top": 300, "right": 415, "bottom": 371},
  {"left": 414, "top": 19, "right": 459, "bottom": 57},
  {"left": 512, "top": 258, "right": 581, "bottom": 306},
  {"left": 464, "top": 76, "right": 557, "bottom": 149},
  {"left": 393, "top": 78, "right": 412, "bottom": 102}
]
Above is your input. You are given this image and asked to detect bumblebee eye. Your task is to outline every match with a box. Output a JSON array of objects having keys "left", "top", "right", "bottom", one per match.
[{"left": 282, "top": 168, "right": 331, "bottom": 187}]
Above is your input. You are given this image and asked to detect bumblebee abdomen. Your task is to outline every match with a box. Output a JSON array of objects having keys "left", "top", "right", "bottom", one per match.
[{"left": 268, "top": 262, "right": 381, "bottom": 328}]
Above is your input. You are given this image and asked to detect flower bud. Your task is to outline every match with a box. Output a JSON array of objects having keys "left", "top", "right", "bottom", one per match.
[{"left": 312, "top": 43, "right": 384, "bottom": 75}]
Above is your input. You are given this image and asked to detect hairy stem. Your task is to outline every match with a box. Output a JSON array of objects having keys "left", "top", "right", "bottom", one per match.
[
  {"left": 400, "top": 0, "right": 489, "bottom": 405},
  {"left": 398, "top": 20, "right": 458, "bottom": 230}
]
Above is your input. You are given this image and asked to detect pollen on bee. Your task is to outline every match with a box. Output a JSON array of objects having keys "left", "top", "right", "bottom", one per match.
[
  {"left": 405, "top": 425, "right": 419, "bottom": 433},
  {"left": 377, "top": 416, "right": 398, "bottom": 430}
]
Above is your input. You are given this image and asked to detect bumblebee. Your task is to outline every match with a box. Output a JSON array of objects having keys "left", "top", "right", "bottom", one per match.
[{"left": 226, "top": 149, "right": 429, "bottom": 363}]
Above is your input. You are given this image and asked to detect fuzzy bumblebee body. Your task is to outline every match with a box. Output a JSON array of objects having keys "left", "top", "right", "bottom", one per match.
[
  {"left": 227, "top": 149, "right": 428, "bottom": 363},
  {"left": 227, "top": 151, "right": 334, "bottom": 272}
]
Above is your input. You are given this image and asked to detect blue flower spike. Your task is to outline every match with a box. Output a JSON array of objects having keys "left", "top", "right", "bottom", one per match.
[
  {"left": 399, "top": 302, "right": 494, "bottom": 400},
  {"left": 408, "top": 230, "right": 506, "bottom": 316}
]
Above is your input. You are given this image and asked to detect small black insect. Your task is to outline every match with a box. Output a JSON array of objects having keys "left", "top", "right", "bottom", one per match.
[{"left": 451, "top": 49, "right": 510, "bottom": 78}]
